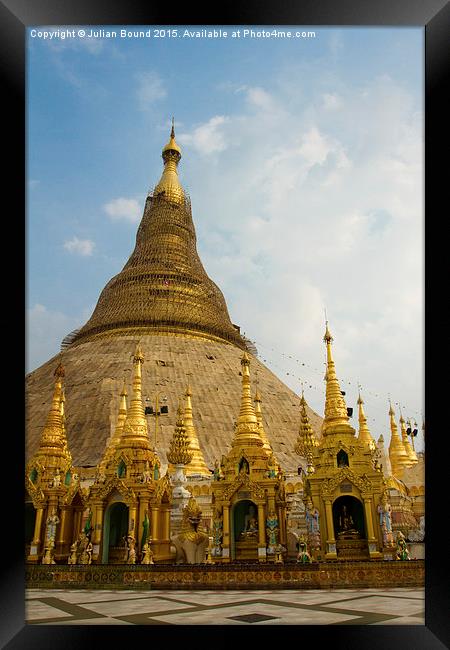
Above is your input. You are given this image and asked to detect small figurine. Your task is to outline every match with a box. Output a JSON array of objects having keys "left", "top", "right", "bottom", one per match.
[
  {"left": 126, "top": 535, "right": 136, "bottom": 564},
  {"left": 296, "top": 536, "right": 312, "bottom": 563},
  {"left": 395, "top": 531, "right": 411, "bottom": 561},
  {"left": 67, "top": 540, "right": 78, "bottom": 565},
  {"left": 141, "top": 540, "right": 154, "bottom": 565},
  {"left": 51, "top": 468, "right": 61, "bottom": 488},
  {"left": 41, "top": 538, "right": 56, "bottom": 565}
]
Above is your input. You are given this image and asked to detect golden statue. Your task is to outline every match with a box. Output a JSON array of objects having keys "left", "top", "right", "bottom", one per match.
[
  {"left": 240, "top": 504, "right": 258, "bottom": 539},
  {"left": 337, "top": 505, "right": 359, "bottom": 539}
]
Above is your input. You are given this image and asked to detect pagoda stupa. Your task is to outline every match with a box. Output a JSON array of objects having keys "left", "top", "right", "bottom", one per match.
[{"left": 26, "top": 121, "right": 323, "bottom": 476}]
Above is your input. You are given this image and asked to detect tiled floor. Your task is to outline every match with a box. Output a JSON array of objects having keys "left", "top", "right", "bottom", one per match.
[{"left": 26, "top": 587, "right": 425, "bottom": 625}]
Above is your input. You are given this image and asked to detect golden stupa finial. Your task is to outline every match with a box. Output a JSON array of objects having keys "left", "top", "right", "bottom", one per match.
[
  {"left": 388, "top": 400, "right": 411, "bottom": 476},
  {"left": 171, "top": 116, "right": 175, "bottom": 139},
  {"left": 356, "top": 389, "right": 376, "bottom": 451},
  {"left": 399, "top": 407, "right": 417, "bottom": 464},
  {"left": 294, "top": 390, "right": 317, "bottom": 473},
  {"left": 98, "top": 378, "right": 129, "bottom": 473},
  {"left": 37, "top": 363, "right": 69, "bottom": 458},
  {"left": 153, "top": 118, "right": 183, "bottom": 204},
  {"left": 166, "top": 403, "right": 193, "bottom": 466},
  {"left": 253, "top": 381, "right": 272, "bottom": 453},
  {"left": 120, "top": 344, "right": 149, "bottom": 444},
  {"left": 321, "top": 322, "right": 354, "bottom": 437},
  {"left": 180, "top": 382, "right": 210, "bottom": 476}
]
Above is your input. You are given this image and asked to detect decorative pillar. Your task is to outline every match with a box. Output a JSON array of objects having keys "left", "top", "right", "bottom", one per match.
[
  {"left": 129, "top": 505, "right": 137, "bottom": 538},
  {"left": 222, "top": 505, "right": 230, "bottom": 561},
  {"left": 363, "top": 496, "right": 382, "bottom": 558},
  {"left": 257, "top": 502, "right": 266, "bottom": 562},
  {"left": 324, "top": 499, "right": 337, "bottom": 559},
  {"left": 28, "top": 507, "right": 44, "bottom": 562},
  {"left": 162, "top": 506, "right": 170, "bottom": 541},
  {"left": 92, "top": 503, "right": 104, "bottom": 562},
  {"left": 138, "top": 500, "right": 148, "bottom": 550},
  {"left": 151, "top": 506, "right": 160, "bottom": 541}
]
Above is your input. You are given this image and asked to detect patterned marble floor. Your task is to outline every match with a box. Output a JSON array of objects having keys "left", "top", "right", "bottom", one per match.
[{"left": 26, "top": 587, "right": 425, "bottom": 625}]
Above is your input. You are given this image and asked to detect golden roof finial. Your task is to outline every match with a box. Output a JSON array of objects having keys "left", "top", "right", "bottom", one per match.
[
  {"left": 388, "top": 401, "right": 411, "bottom": 476},
  {"left": 120, "top": 345, "right": 150, "bottom": 444},
  {"left": 36, "top": 364, "right": 71, "bottom": 464},
  {"left": 153, "top": 118, "right": 184, "bottom": 204},
  {"left": 253, "top": 384, "right": 272, "bottom": 452},
  {"left": 356, "top": 389, "right": 376, "bottom": 451},
  {"left": 321, "top": 322, "right": 354, "bottom": 437},
  {"left": 166, "top": 402, "right": 193, "bottom": 466},
  {"left": 181, "top": 383, "right": 210, "bottom": 476},
  {"left": 99, "top": 378, "right": 129, "bottom": 472},
  {"left": 294, "top": 390, "right": 317, "bottom": 474}
]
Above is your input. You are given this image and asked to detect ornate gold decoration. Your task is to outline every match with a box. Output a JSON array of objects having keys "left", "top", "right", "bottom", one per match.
[
  {"left": 322, "top": 323, "right": 356, "bottom": 437},
  {"left": 69, "top": 125, "right": 248, "bottom": 350},
  {"left": 357, "top": 391, "right": 376, "bottom": 451},
  {"left": 294, "top": 391, "right": 318, "bottom": 474},
  {"left": 388, "top": 403, "right": 411, "bottom": 477},
  {"left": 166, "top": 404, "right": 194, "bottom": 466},
  {"left": 182, "top": 385, "right": 210, "bottom": 476},
  {"left": 94, "top": 475, "right": 137, "bottom": 501},
  {"left": 320, "top": 467, "right": 373, "bottom": 498},
  {"left": 399, "top": 411, "right": 418, "bottom": 464}
]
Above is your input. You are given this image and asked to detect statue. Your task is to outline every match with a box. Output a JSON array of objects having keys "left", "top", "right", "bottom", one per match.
[
  {"left": 45, "top": 508, "right": 60, "bottom": 543},
  {"left": 395, "top": 531, "right": 411, "bottom": 561},
  {"left": 141, "top": 510, "right": 150, "bottom": 549},
  {"left": 141, "top": 539, "right": 154, "bottom": 564},
  {"left": 213, "top": 460, "right": 221, "bottom": 481},
  {"left": 241, "top": 504, "right": 258, "bottom": 539},
  {"left": 142, "top": 460, "right": 152, "bottom": 483},
  {"left": 266, "top": 511, "right": 279, "bottom": 552},
  {"left": 267, "top": 454, "right": 277, "bottom": 478},
  {"left": 153, "top": 460, "right": 160, "bottom": 480},
  {"left": 79, "top": 538, "right": 93, "bottom": 565},
  {"left": 407, "top": 515, "right": 425, "bottom": 543},
  {"left": 126, "top": 536, "right": 136, "bottom": 564},
  {"left": 68, "top": 539, "right": 78, "bottom": 565},
  {"left": 305, "top": 497, "right": 321, "bottom": 550},
  {"left": 337, "top": 505, "right": 359, "bottom": 538},
  {"left": 51, "top": 468, "right": 61, "bottom": 488},
  {"left": 171, "top": 497, "right": 209, "bottom": 564},
  {"left": 378, "top": 492, "right": 394, "bottom": 546},
  {"left": 296, "top": 536, "right": 312, "bottom": 563},
  {"left": 83, "top": 508, "right": 93, "bottom": 539},
  {"left": 212, "top": 507, "right": 223, "bottom": 556},
  {"left": 41, "top": 537, "right": 56, "bottom": 565}
]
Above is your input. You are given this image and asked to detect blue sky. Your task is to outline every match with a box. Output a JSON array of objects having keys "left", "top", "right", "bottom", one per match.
[{"left": 26, "top": 26, "right": 424, "bottom": 451}]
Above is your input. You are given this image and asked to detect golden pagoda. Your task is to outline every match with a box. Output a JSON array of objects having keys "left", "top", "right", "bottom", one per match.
[
  {"left": 388, "top": 403, "right": 411, "bottom": 478},
  {"left": 166, "top": 404, "right": 194, "bottom": 467},
  {"left": 181, "top": 385, "right": 210, "bottom": 476},
  {"left": 294, "top": 391, "right": 319, "bottom": 475},
  {"left": 87, "top": 345, "right": 172, "bottom": 563},
  {"left": 357, "top": 391, "right": 376, "bottom": 451},
  {"left": 302, "top": 323, "right": 385, "bottom": 561},
  {"left": 211, "top": 353, "right": 287, "bottom": 562},
  {"left": 25, "top": 124, "right": 322, "bottom": 477},
  {"left": 25, "top": 363, "right": 83, "bottom": 563},
  {"left": 399, "top": 410, "right": 418, "bottom": 465}
]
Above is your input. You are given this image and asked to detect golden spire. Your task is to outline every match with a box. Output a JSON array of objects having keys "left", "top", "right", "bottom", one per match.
[
  {"left": 322, "top": 323, "right": 355, "bottom": 437},
  {"left": 166, "top": 403, "right": 194, "bottom": 466},
  {"left": 399, "top": 410, "right": 418, "bottom": 464},
  {"left": 294, "top": 391, "right": 318, "bottom": 474},
  {"left": 99, "top": 379, "right": 128, "bottom": 472},
  {"left": 38, "top": 363, "right": 70, "bottom": 458},
  {"left": 153, "top": 118, "right": 184, "bottom": 205},
  {"left": 253, "top": 387, "right": 272, "bottom": 453},
  {"left": 357, "top": 391, "right": 376, "bottom": 451},
  {"left": 182, "top": 384, "right": 210, "bottom": 476},
  {"left": 69, "top": 125, "right": 248, "bottom": 351},
  {"left": 236, "top": 352, "right": 260, "bottom": 437},
  {"left": 119, "top": 345, "right": 151, "bottom": 446},
  {"left": 388, "top": 402, "right": 411, "bottom": 476}
]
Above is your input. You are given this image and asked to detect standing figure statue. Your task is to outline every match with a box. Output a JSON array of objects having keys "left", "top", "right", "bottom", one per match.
[
  {"left": 213, "top": 460, "right": 221, "bottom": 481},
  {"left": 79, "top": 537, "right": 93, "bottom": 565},
  {"left": 41, "top": 537, "right": 56, "bottom": 565},
  {"left": 266, "top": 511, "right": 279, "bottom": 553},
  {"left": 267, "top": 454, "right": 277, "bottom": 478},
  {"left": 45, "top": 508, "right": 60, "bottom": 543},
  {"left": 127, "top": 536, "right": 136, "bottom": 564},
  {"left": 395, "top": 531, "right": 411, "bottom": 561},
  {"left": 142, "top": 461, "right": 152, "bottom": 483},
  {"left": 141, "top": 510, "right": 150, "bottom": 549},
  {"left": 305, "top": 497, "right": 321, "bottom": 550},
  {"left": 83, "top": 508, "right": 93, "bottom": 539},
  {"left": 51, "top": 468, "right": 61, "bottom": 488},
  {"left": 212, "top": 507, "right": 223, "bottom": 556},
  {"left": 153, "top": 460, "right": 160, "bottom": 480},
  {"left": 296, "top": 536, "right": 312, "bottom": 563},
  {"left": 378, "top": 491, "right": 394, "bottom": 546},
  {"left": 68, "top": 539, "right": 79, "bottom": 565},
  {"left": 141, "top": 539, "right": 154, "bottom": 564}
]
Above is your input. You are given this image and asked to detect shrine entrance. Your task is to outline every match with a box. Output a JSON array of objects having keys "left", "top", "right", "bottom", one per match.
[
  {"left": 231, "top": 499, "right": 258, "bottom": 561},
  {"left": 102, "top": 502, "right": 129, "bottom": 564},
  {"left": 332, "top": 495, "right": 369, "bottom": 560}
]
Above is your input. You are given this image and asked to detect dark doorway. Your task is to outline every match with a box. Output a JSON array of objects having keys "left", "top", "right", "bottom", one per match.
[
  {"left": 332, "top": 495, "right": 366, "bottom": 538},
  {"left": 102, "top": 502, "right": 129, "bottom": 563},
  {"left": 25, "top": 502, "right": 36, "bottom": 545}
]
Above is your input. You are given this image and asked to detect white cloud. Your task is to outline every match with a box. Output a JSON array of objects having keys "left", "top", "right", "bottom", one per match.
[
  {"left": 322, "top": 93, "right": 343, "bottom": 111},
  {"left": 63, "top": 236, "right": 95, "bottom": 256},
  {"left": 103, "top": 197, "right": 142, "bottom": 223},
  {"left": 135, "top": 71, "right": 167, "bottom": 110},
  {"left": 26, "top": 304, "right": 84, "bottom": 372},
  {"left": 178, "top": 116, "right": 230, "bottom": 154}
]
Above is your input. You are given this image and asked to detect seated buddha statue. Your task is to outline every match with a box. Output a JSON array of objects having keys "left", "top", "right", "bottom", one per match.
[
  {"left": 337, "top": 505, "right": 360, "bottom": 539},
  {"left": 240, "top": 505, "right": 258, "bottom": 539}
]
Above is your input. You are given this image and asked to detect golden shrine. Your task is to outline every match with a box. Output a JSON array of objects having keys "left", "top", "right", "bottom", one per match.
[{"left": 25, "top": 123, "right": 424, "bottom": 574}]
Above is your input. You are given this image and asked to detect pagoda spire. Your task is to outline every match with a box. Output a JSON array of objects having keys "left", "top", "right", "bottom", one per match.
[
  {"left": 294, "top": 391, "right": 318, "bottom": 474},
  {"left": 253, "top": 386, "right": 272, "bottom": 453},
  {"left": 166, "top": 403, "right": 194, "bottom": 467},
  {"left": 322, "top": 322, "right": 355, "bottom": 437},
  {"left": 118, "top": 345, "right": 151, "bottom": 448},
  {"left": 153, "top": 118, "right": 184, "bottom": 205},
  {"left": 388, "top": 402, "right": 410, "bottom": 477},
  {"left": 399, "top": 410, "right": 418, "bottom": 464},
  {"left": 99, "top": 379, "right": 128, "bottom": 473},
  {"left": 70, "top": 125, "right": 247, "bottom": 350},
  {"left": 357, "top": 390, "right": 376, "bottom": 451},
  {"left": 38, "top": 363, "right": 71, "bottom": 459},
  {"left": 182, "top": 384, "right": 210, "bottom": 477},
  {"left": 235, "top": 352, "right": 261, "bottom": 441}
]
